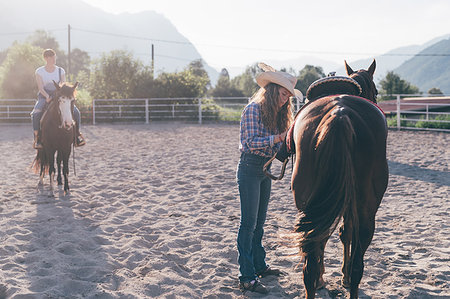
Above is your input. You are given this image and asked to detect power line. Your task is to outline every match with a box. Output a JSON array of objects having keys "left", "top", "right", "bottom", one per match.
[
  {"left": 70, "top": 27, "right": 450, "bottom": 57},
  {"left": 1, "top": 27, "right": 449, "bottom": 58},
  {"left": 71, "top": 27, "right": 191, "bottom": 45}
]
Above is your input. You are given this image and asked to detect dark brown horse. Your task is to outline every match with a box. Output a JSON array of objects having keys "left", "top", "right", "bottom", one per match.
[
  {"left": 32, "top": 81, "right": 78, "bottom": 194},
  {"left": 289, "top": 60, "right": 388, "bottom": 298}
]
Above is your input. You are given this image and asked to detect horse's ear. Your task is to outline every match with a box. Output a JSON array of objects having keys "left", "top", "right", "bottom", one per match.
[
  {"left": 368, "top": 59, "right": 376, "bottom": 77},
  {"left": 345, "top": 60, "right": 354, "bottom": 75},
  {"left": 53, "top": 80, "right": 60, "bottom": 90},
  {"left": 73, "top": 82, "right": 79, "bottom": 89}
]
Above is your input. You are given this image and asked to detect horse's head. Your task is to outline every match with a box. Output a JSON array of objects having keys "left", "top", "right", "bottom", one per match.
[
  {"left": 345, "top": 59, "right": 378, "bottom": 103},
  {"left": 52, "top": 81, "right": 79, "bottom": 130}
]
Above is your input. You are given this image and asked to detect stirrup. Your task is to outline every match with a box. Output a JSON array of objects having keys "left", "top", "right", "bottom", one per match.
[
  {"left": 33, "top": 141, "right": 43, "bottom": 149},
  {"left": 75, "top": 135, "right": 86, "bottom": 147}
]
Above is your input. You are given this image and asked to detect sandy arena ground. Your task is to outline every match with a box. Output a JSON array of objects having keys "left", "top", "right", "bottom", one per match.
[{"left": 0, "top": 123, "right": 448, "bottom": 298}]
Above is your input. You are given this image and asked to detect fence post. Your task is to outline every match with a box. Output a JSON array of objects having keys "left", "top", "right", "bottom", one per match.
[
  {"left": 145, "top": 99, "right": 149, "bottom": 124},
  {"left": 198, "top": 98, "right": 202, "bottom": 124},
  {"left": 92, "top": 99, "right": 96, "bottom": 125},
  {"left": 426, "top": 104, "right": 429, "bottom": 121},
  {"left": 396, "top": 95, "right": 401, "bottom": 130},
  {"left": 7, "top": 106, "right": 10, "bottom": 119}
]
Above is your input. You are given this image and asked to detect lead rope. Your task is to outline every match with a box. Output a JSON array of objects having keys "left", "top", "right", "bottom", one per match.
[
  {"left": 263, "top": 154, "right": 289, "bottom": 181},
  {"left": 72, "top": 126, "right": 76, "bottom": 176}
]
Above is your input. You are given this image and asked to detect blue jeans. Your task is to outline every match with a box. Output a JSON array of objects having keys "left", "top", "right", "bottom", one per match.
[
  {"left": 31, "top": 93, "right": 81, "bottom": 131},
  {"left": 236, "top": 152, "right": 272, "bottom": 282}
]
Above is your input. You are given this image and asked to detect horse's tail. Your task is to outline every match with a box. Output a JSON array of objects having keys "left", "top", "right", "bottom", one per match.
[
  {"left": 296, "top": 107, "right": 359, "bottom": 255},
  {"left": 31, "top": 149, "right": 49, "bottom": 175}
]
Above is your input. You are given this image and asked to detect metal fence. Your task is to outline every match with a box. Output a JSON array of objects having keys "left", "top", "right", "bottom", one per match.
[
  {"left": 380, "top": 95, "right": 450, "bottom": 132},
  {"left": 0, "top": 99, "right": 35, "bottom": 123},
  {"left": 92, "top": 97, "right": 305, "bottom": 125},
  {"left": 1, "top": 96, "right": 449, "bottom": 132}
]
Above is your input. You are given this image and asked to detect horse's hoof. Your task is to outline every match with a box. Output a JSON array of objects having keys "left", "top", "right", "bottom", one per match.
[
  {"left": 342, "top": 278, "right": 350, "bottom": 288},
  {"left": 317, "top": 278, "right": 326, "bottom": 289}
]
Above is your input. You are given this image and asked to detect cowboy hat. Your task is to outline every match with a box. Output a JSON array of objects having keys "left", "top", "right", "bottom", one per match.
[{"left": 256, "top": 63, "right": 303, "bottom": 101}]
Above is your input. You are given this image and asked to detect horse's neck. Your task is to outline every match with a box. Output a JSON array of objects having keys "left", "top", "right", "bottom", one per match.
[
  {"left": 351, "top": 73, "right": 377, "bottom": 104},
  {"left": 42, "top": 103, "right": 59, "bottom": 127}
]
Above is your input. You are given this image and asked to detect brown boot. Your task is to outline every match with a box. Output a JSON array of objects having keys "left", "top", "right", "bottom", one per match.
[{"left": 33, "top": 130, "right": 43, "bottom": 149}]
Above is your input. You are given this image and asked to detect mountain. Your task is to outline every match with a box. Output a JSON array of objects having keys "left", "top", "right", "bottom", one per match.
[
  {"left": 334, "top": 34, "right": 450, "bottom": 83},
  {"left": 0, "top": 0, "right": 220, "bottom": 83},
  {"left": 394, "top": 38, "right": 450, "bottom": 94}
]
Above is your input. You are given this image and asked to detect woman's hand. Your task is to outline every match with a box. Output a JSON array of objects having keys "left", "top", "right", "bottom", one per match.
[
  {"left": 275, "top": 131, "right": 288, "bottom": 143},
  {"left": 45, "top": 96, "right": 51, "bottom": 103}
]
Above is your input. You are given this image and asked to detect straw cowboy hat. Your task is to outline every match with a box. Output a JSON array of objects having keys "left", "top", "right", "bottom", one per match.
[{"left": 256, "top": 63, "right": 304, "bottom": 101}]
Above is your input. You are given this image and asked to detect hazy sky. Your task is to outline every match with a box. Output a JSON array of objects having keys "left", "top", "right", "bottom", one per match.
[{"left": 81, "top": 0, "right": 450, "bottom": 69}]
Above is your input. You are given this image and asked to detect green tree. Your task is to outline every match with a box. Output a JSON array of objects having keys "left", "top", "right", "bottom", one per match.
[
  {"left": 379, "top": 71, "right": 420, "bottom": 101},
  {"left": 0, "top": 43, "right": 42, "bottom": 98},
  {"left": 26, "top": 30, "right": 67, "bottom": 69},
  {"left": 230, "top": 63, "right": 260, "bottom": 97},
  {"left": 209, "top": 68, "right": 244, "bottom": 97},
  {"left": 151, "top": 60, "right": 210, "bottom": 98},
  {"left": 428, "top": 87, "right": 443, "bottom": 95},
  {"left": 26, "top": 30, "right": 91, "bottom": 80},
  {"left": 68, "top": 48, "right": 91, "bottom": 79},
  {"left": 88, "top": 50, "right": 144, "bottom": 99},
  {"left": 296, "top": 65, "right": 325, "bottom": 95}
]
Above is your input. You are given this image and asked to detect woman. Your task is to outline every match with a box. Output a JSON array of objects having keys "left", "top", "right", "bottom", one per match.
[
  {"left": 31, "top": 48, "right": 85, "bottom": 149},
  {"left": 236, "top": 64, "right": 302, "bottom": 293}
]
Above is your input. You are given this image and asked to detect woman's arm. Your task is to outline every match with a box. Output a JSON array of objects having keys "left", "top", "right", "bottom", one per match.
[
  {"left": 241, "top": 104, "right": 278, "bottom": 150},
  {"left": 35, "top": 73, "right": 51, "bottom": 102}
]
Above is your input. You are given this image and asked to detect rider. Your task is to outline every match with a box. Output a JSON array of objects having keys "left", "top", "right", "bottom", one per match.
[{"left": 31, "top": 48, "right": 85, "bottom": 149}]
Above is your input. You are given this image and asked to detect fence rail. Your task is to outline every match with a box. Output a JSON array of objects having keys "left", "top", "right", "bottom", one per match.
[
  {"left": 0, "top": 99, "right": 35, "bottom": 121},
  {"left": 379, "top": 95, "right": 450, "bottom": 132},
  {"left": 1, "top": 96, "right": 449, "bottom": 132}
]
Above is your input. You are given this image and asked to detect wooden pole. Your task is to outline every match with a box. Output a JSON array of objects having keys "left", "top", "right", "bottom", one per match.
[{"left": 67, "top": 24, "right": 71, "bottom": 79}]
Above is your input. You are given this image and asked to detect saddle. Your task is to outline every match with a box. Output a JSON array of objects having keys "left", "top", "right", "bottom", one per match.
[{"left": 275, "top": 76, "right": 362, "bottom": 162}]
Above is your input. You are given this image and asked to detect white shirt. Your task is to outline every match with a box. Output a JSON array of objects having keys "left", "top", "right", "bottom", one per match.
[{"left": 35, "top": 66, "right": 65, "bottom": 92}]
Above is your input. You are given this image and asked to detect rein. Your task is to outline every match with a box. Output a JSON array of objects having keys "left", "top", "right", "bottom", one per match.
[{"left": 263, "top": 154, "right": 289, "bottom": 180}]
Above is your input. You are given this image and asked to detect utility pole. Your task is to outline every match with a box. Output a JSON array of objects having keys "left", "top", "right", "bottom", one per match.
[
  {"left": 151, "top": 43, "right": 154, "bottom": 78},
  {"left": 68, "top": 24, "right": 71, "bottom": 79}
]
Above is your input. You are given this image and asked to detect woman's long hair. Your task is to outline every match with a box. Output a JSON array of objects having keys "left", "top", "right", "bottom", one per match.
[{"left": 251, "top": 83, "right": 294, "bottom": 132}]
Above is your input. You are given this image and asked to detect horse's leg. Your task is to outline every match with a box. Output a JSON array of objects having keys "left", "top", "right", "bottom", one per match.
[
  {"left": 63, "top": 154, "right": 70, "bottom": 194},
  {"left": 57, "top": 151, "right": 63, "bottom": 186},
  {"left": 317, "top": 236, "right": 329, "bottom": 289},
  {"left": 48, "top": 151, "right": 55, "bottom": 191},
  {"left": 349, "top": 213, "right": 376, "bottom": 299},
  {"left": 339, "top": 216, "right": 352, "bottom": 288},
  {"left": 39, "top": 160, "right": 45, "bottom": 186},
  {"left": 303, "top": 243, "right": 321, "bottom": 299}
]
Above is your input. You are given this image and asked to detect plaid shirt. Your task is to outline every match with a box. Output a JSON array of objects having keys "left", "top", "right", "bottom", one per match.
[{"left": 239, "top": 102, "right": 281, "bottom": 157}]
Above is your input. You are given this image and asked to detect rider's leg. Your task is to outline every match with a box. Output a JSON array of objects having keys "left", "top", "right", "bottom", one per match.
[
  {"left": 73, "top": 106, "right": 85, "bottom": 146},
  {"left": 31, "top": 96, "right": 46, "bottom": 149}
]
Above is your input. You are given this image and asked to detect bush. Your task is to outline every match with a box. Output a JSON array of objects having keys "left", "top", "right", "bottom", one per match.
[{"left": 416, "top": 115, "right": 450, "bottom": 129}]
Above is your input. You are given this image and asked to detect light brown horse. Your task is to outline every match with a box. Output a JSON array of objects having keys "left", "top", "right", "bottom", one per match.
[
  {"left": 290, "top": 60, "right": 388, "bottom": 298},
  {"left": 32, "top": 82, "right": 78, "bottom": 194}
]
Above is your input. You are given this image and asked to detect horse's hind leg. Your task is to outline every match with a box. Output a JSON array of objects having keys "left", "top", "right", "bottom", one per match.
[
  {"left": 57, "top": 152, "right": 63, "bottom": 185},
  {"left": 339, "top": 216, "right": 352, "bottom": 288},
  {"left": 349, "top": 216, "right": 376, "bottom": 299},
  {"left": 302, "top": 243, "right": 321, "bottom": 299},
  {"left": 47, "top": 152, "right": 55, "bottom": 191},
  {"left": 317, "top": 237, "right": 329, "bottom": 289}
]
